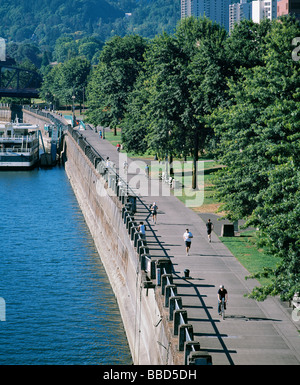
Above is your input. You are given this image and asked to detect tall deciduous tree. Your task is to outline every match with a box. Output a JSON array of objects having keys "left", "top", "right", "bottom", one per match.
[
  {"left": 212, "top": 16, "right": 300, "bottom": 300},
  {"left": 86, "top": 34, "right": 147, "bottom": 134},
  {"left": 122, "top": 17, "right": 229, "bottom": 189},
  {"left": 123, "top": 32, "right": 188, "bottom": 161},
  {"left": 39, "top": 57, "right": 91, "bottom": 108},
  {"left": 179, "top": 17, "right": 228, "bottom": 188},
  {"left": 59, "top": 57, "right": 91, "bottom": 106}
]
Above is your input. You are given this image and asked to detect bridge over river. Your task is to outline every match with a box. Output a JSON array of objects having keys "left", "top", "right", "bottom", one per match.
[{"left": 0, "top": 63, "right": 40, "bottom": 98}]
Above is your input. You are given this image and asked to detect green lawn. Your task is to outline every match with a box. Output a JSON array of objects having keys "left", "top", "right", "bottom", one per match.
[
  {"left": 220, "top": 231, "right": 278, "bottom": 286},
  {"left": 103, "top": 129, "right": 278, "bottom": 286}
]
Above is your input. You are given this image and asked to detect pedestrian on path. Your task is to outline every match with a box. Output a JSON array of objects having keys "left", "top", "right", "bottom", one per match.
[
  {"left": 183, "top": 228, "right": 193, "bottom": 256},
  {"left": 206, "top": 218, "right": 213, "bottom": 242},
  {"left": 145, "top": 164, "right": 150, "bottom": 179},
  {"left": 138, "top": 222, "right": 146, "bottom": 239},
  {"left": 150, "top": 202, "right": 158, "bottom": 224}
]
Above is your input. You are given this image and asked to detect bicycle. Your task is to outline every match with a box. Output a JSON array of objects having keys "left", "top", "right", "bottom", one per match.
[{"left": 220, "top": 298, "right": 226, "bottom": 320}]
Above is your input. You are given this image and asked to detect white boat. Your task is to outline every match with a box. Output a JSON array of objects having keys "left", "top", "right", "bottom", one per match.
[{"left": 0, "top": 121, "right": 39, "bottom": 170}]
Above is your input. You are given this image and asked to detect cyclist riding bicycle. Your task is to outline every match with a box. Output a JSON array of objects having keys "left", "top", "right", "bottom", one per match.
[{"left": 218, "top": 285, "right": 228, "bottom": 316}]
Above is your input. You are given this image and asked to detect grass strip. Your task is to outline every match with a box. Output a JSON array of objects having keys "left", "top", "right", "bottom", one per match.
[
  {"left": 103, "top": 130, "right": 278, "bottom": 286},
  {"left": 220, "top": 231, "right": 278, "bottom": 286}
]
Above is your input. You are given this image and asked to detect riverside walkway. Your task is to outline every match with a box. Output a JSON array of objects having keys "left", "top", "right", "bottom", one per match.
[{"left": 74, "top": 126, "right": 300, "bottom": 365}]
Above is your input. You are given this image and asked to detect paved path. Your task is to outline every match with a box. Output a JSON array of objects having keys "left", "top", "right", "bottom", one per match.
[{"left": 75, "top": 126, "right": 300, "bottom": 365}]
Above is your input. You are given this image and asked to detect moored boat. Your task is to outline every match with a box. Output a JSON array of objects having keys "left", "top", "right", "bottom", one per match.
[{"left": 0, "top": 121, "right": 39, "bottom": 170}]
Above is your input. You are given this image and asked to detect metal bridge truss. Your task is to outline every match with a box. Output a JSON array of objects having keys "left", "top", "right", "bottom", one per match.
[{"left": 0, "top": 64, "right": 40, "bottom": 98}]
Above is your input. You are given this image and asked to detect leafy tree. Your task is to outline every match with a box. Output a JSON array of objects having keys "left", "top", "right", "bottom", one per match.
[
  {"left": 53, "top": 35, "right": 78, "bottom": 62},
  {"left": 122, "top": 32, "right": 188, "bottom": 160},
  {"left": 121, "top": 17, "right": 229, "bottom": 187},
  {"left": 58, "top": 57, "right": 91, "bottom": 106},
  {"left": 78, "top": 40, "right": 103, "bottom": 64},
  {"left": 121, "top": 72, "right": 150, "bottom": 154},
  {"left": 212, "top": 16, "right": 300, "bottom": 300},
  {"left": 86, "top": 34, "right": 147, "bottom": 134},
  {"left": 246, "top": 160, "right": 300, "bottom": 301},
  {"left": 39, "top": 63, "right": 63, "bottom": 108},
  {"left": 177, "top": 17, "right": 229, "bottom": 187},
  {"left": 123, "top": 0, "right": 180, "bottom": 38},
  {"left": 213, "top": 16, "right": 299, "bottom": 219},
  {"left": 39, "top": 57, "right": 91, "bottom": 108},
  {"left": 225, "top": 18, "right": 272, "bottom": 71},
  {"left": 6, "top": 42, "right": 42, "bottom": 68},
  {"left": 53, "top": 35, "right": 104, "bottom": 64}
]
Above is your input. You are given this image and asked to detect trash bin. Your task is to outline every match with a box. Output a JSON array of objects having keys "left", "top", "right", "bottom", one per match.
[
  {"left": 184, "top": 269, "right": 190, "bottom": 278},
  {"left": 127, "top": 195, "right": 136, "bottom": 213},
  {"left": 221, "top": 224, "right": 234, "bottom": 236},
  {"left": 188, "top": 351, "right": 212, "bottom": 365}
]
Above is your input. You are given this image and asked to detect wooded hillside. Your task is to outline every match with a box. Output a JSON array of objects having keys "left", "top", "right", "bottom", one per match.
[{"left": 0, "top": 0, "right": 180, "bottom": 47}]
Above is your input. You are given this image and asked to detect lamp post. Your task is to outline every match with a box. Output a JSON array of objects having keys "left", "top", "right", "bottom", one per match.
[{"left": 72, "top": 92, "right": 76, "bottom": 127}]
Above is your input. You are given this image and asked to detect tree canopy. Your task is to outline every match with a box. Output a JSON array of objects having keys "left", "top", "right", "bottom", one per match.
[
  {"left": 86, "top": 34, "right": 148, "bottom": 133},
  {"left": 39, "top": 56, "right": 91, "bottom": 108},
  {"left": 84, "top": 15, "right": 300, "bottom": 301},
  {"left": 212, "top": 16, "right": 300, "bottom": 300},
  {"left": 122, "top": 17, "right": 230, "bottom": 187},
  {"left": 0, "top": 0, "right": 180, "bottom": 49}
]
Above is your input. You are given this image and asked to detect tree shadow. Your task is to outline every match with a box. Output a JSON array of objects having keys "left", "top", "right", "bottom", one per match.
[{"left": 173, "top": 274, "right": 236, "bottom": 365}]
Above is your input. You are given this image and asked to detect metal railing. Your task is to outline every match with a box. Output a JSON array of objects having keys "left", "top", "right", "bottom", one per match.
[
  {"left": 0, "top": 147, "right": 35, "bottom": 153},
  {"left": 0, "top": 134, "right": 38, "bottom": 141},
  {"left": 66, "top": 125, "right": 212, "bottom": 365},
  {"left": 20, "top": 110, "right": 211, "bottom": 365}
]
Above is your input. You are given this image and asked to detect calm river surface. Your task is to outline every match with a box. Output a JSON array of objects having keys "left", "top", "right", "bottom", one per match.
[{"left": 0, "top": 167, "right": 132, "bottom": 364}]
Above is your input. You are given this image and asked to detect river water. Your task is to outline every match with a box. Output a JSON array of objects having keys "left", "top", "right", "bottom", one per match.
[{"left": 0, "top": 167, "right": 132, "bottom": 365}]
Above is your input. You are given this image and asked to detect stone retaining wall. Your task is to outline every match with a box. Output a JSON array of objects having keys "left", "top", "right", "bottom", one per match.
[{"left": 63, "top": 131, "right": 181, "bottom": 364}]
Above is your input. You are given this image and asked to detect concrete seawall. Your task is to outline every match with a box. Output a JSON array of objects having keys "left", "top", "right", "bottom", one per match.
[
  {"left": 23, "top": 107, "right": 180, "bottom": 363},
  {"left": 62, "top": 130, "right": 183, "bottom": 365},
  {"left": 22, "top": 105, "right": 219, "bottom": 365}
]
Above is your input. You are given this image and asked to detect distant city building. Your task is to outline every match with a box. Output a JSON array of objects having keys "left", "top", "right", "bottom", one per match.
[
  {"left": 277, "top": 0, "right": 300, "bottom": 19},
  {"left": 277, "top": 0, "right": 289, "bottom": 16},
  {"left": 252, "top": 0, "right": 277, "bottom": 23},
  {"left": 229, "top": 0, "right": 252, "bottom": 31},
  {"left": 181, "top": 0, "right": 230, "bottom": 31}
]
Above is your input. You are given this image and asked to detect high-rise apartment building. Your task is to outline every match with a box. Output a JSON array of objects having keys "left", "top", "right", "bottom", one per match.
[
  {"left": 277, "top": 0, "right": 300, "bottom": 19},
  {"left": 229, "top": 0, "right": 252, "bottom": 31},
  {"left": 181, "top": 0, "right": 230, "bottom": 31},
  {"left": 252, "top": 0, "right": 277, "bottom": 22}
]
